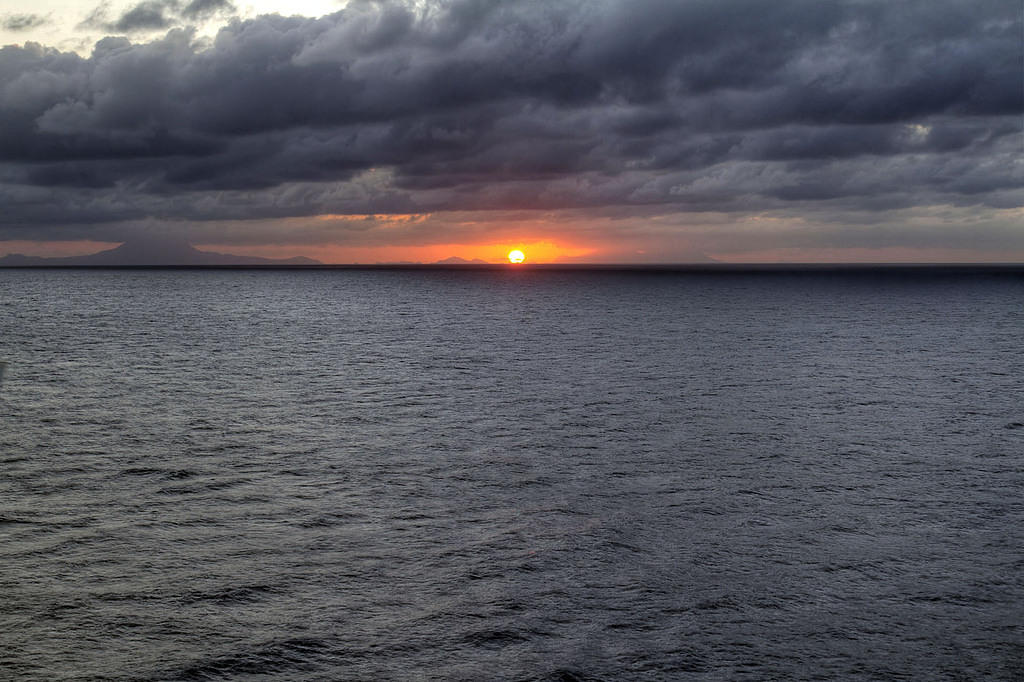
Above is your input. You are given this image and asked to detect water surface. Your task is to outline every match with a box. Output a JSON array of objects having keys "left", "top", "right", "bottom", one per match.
[{"left": 1, "top": 268, "right": 1022, "bottom": 680}]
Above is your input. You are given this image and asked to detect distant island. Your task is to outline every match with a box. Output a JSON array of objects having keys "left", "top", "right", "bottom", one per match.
[
  {"left": 0, "top": 238, "right": 321, "bottom": 266},
  {"left": 0, "top": 239, "right": 509, "bottom": 266},
  {"left": 433, "top": 257, "right": 490, "bottom": 265}
]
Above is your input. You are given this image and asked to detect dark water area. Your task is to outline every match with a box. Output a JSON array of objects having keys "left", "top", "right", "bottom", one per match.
[{"left": 1, "top": 267, "right": 1022, "bottom": 680}]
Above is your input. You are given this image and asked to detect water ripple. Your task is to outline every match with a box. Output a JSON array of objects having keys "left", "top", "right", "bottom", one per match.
[{"left": 1, "top": 268, "right": 1022, "bottom": 680}]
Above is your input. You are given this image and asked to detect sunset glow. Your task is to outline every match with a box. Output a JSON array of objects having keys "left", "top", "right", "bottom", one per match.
[
  {"left": 187, "top": 239, "right": 595, "bottom": 264},
  {"left": 508, "top": 250, "right": 526, "bottom": 263}
]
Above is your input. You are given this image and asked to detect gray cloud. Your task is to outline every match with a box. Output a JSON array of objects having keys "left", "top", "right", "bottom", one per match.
[
  {"left": 181, "top": 0, "right": 234, "bottom": 20},
  {"left": 78, "top": 0, "right": 235, "bottom": 34},
  {"left": 2, "top": 13, "right": 49, "bottom": 31},
  {"left": 0, "top": 0, "right": 1021, "bottom": 251},
  {"left": 110, "top": 1, "right": 178, "bottom": 32}
]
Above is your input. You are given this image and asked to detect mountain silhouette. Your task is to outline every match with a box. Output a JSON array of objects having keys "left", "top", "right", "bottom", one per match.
[
  {"left": 433, "top": 256, "right": 489, "bottom": 264},
  {"left": 0, "top": 237, "right": 320, "bottom": 266}
]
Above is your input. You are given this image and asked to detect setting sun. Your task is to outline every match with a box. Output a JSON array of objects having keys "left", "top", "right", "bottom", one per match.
[{"left": 508, "top": 249, "right": 526, "bottom": 263}]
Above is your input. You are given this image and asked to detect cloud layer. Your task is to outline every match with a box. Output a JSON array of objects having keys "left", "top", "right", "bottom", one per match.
[{"left": 0, "top": 0, "right": 1021, "bottom": 254}]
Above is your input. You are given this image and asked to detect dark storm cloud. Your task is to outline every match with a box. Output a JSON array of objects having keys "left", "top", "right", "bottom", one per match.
[
  {"left": 2, "top": 13, "right": 49, "bottom": 31},
  {"left": 0, "top": 0, "right": 1020, "bottom": 241}
]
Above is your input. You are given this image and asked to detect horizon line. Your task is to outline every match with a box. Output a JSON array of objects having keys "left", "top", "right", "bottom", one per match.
[{"left": 3, "top": 262, "right": 1022, "bottom": 271}]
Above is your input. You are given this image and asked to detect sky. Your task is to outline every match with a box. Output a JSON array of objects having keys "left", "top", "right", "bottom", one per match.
[{"left": 0, "top": 0, "right": 1021, "bottom": 263}]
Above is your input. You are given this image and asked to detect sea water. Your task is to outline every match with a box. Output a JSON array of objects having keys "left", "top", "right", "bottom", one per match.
[{"left": 1, "top": 267, "right": 1022, "bottom": 680}]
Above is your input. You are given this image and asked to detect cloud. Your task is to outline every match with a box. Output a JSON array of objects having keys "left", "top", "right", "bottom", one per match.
[
  {"left": 110, "top": 1, "right": 178, "bottom": 32},
  {"left": 0, "top": 0, "right": 1020, "bottom": 255},
  {"left": 181, "top": 0, "right": 234, "bottom": 21},
  {"left": 2, "top": 13, "right": 49, "bottom": 31},
  {"left": 78, "top": 0, "right": 235, "bottom": 34}
]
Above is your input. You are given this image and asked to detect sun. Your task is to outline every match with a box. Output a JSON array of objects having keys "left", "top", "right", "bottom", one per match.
[{"left": 508, "top": 249, "right": 526, "bottom": 263}]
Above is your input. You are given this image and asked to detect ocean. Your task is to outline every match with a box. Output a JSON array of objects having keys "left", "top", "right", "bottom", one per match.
[{"left": 1, "top": 266, "right": 1022, "bottom": 680}]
